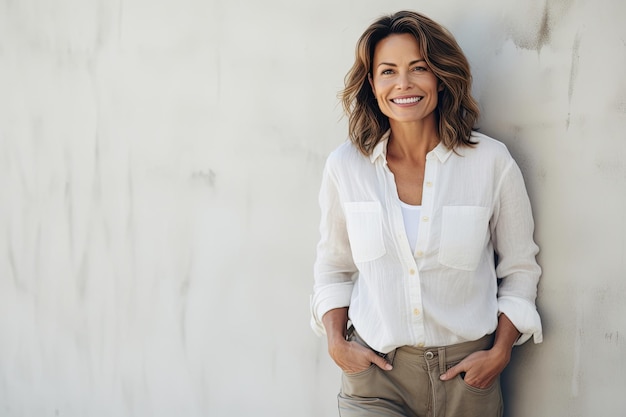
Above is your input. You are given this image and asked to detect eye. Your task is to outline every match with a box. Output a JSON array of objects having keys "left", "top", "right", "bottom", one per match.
[
  {"left": 381, "top": 69, "right": 394, "bottom": 75},
  {"left": 412, "top": 65, "right": 427, "bottom": 72}
]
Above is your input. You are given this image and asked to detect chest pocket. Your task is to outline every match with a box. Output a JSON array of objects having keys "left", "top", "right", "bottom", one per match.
[
  {"left": 344, "top": 201, "right": 386, "bottom": 263},
  {"left": 438, "top": 206, "right": 490, "bottom": 271}
]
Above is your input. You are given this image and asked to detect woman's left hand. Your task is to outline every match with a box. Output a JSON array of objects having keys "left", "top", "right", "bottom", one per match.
[
  {"left": 438, "top": 347, "right": 510, "bottom": 389},
  {"left": 439, "top": 313, "right": 520, "bottom": 389}
]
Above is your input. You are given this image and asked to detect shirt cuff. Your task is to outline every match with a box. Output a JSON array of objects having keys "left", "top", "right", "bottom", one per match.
[
  {"left": 310, "top": 283, "right": 353, "bottom": 336},
  {"left": 498, "top": 296, "right": 543, "bottom": 345}
]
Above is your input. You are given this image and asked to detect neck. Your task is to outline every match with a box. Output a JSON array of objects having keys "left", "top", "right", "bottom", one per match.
[{"left": 387, "top": 119, "right": 439, "bottom": 162}]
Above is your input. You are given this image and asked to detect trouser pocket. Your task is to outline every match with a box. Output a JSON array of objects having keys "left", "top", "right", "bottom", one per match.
[{"left": 442, "top": 364, "right": 503, "bottom": 417}]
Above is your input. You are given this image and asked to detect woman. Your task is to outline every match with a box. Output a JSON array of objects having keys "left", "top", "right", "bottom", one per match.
[{"left": 310, "top": 10, "right": 542, "bottom": 417}]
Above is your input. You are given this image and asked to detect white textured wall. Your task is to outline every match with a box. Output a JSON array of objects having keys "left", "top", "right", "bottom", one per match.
[{"left": 1, "top": 0, "right": 625, "bottom": 416}]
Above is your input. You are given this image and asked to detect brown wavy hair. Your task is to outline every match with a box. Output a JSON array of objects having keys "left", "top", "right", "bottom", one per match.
[{"left": 340, "top": 10, "right": 480, "bottom": 155}]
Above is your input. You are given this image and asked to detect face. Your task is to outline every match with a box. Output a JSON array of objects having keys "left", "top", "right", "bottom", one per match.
[{"left": 369, "top": 33, "right": 442, "bottom": 127}]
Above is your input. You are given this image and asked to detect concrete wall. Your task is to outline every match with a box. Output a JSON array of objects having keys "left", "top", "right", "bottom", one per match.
[{"left": 1, "top": 0, "right": 624, "bottom": 416}]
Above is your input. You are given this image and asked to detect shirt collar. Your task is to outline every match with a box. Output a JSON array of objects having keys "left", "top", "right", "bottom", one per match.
[
  {"left": 369, "top": 130, "right": 454, "bottom": 164},
  {"left": 369, "top": 130, "right": 391, "bottom": 163}
]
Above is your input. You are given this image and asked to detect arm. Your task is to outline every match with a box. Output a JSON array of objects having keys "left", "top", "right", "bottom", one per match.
[
  {"left": 310, "top": 156, "right": 357, "bottom": 335},
  {"left": 441, "top": 159, "right": 541, "bottom": 387},
  {"left": 312, "top": 156, "right": 391, "bottom": 373},
  {"left": 493, "top": 160, "right": 543, "bottom": 345}
]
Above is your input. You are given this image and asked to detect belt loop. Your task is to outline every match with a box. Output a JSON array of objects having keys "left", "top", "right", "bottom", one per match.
[
  {"left": 438, "top": 346, "right": 446, "bottom": 375},
  {"left": 345, "top": 325, "right": 355, "bottom": 341}
]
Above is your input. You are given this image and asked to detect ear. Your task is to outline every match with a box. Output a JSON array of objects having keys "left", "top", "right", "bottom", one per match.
[
  {"left": 437, "top": 80, "right": 444, "bottom": 92},
  {"left": 368, "top": 73, "right": 375, "bottom": 94}
]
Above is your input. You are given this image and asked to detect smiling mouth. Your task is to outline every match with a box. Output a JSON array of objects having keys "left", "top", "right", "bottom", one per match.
[{"left": 391, "top": 96, "right": 422, "bottom": 104}]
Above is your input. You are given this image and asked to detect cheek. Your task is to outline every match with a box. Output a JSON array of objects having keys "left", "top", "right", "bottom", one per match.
[{"left": 372, "top": 78, "right": 393, "bottom": 93}]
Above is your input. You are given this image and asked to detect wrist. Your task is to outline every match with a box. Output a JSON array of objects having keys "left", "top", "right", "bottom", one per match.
[
  {"left": 327, "top": 330, "right": 348, "bottom": 346},
  {"left": 327, "top": 336, "right": 349, "bottom": 359},
  {"left": 489, "top": 343, "right": 513, "bottom": 365}
]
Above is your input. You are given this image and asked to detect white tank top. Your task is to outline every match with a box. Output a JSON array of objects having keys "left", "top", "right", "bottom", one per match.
[{"left": 399, "top": 200, "right": 421, "bottom": 254}]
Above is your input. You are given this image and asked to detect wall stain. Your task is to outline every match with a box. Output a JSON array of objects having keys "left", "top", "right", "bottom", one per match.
[
  {"left": 566, "top": 33, "right": 582, "bottom": 130},
  {"left": 126, "top": 156, "right": 137, "bottom": 280},
  {"left": 594, "top": 157, "right": 626, "bottom": 181},
  {"left": 571, "top": 306, "right": 583, "bottom": 397},
  {"left": 508, "top": 2, "right": 551, "bottom": 51},
  {"left": 509, "top": 0, "right": 575, "bottom": 52},
  {"left": 179, "top": 257, "right": 192, "bottom": 352},
  {"left": 605, "top": 332, "right": 620, "bottom": 345},
  {"left": 568, "top": 33, "right": 582, "bottom": 103},
  {"left": 76, "top": 249, "right": 89, "bottom": 299},
  {"left": 117, "top": 0, "right": 124, "bottom": 43},
  {"left": 34, "top": 223, "right": 42, "bottom": 288},
  {"left": 537, "top": 3, "right": 551, "bottom": 50},
  {"left": 191, "top": 169, "right": 216, "bottom": 187},
  {"left": 64, "top": 149, "right": 75, "bottom": 262},
  {"left": 7, "top": 239, "right": 21, "bottom": 290}
]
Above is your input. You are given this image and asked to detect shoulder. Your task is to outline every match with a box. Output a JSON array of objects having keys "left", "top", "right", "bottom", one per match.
[
  {"left": 449, "top": 132, "right": 519, "bottom": 180},
  {"left": 325, "top": 140, "right": 370, "bottom": 171},
  {"left": 457, "top": 131, "right": 516, "bottom": 165},
  {"left": 471, "top": 131, "right": 512, "bottom": 157}
]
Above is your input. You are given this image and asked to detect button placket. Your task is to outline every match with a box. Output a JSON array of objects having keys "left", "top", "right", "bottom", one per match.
[
  {"left": 384, "top": 157, "right": 423, "bottom": 331},
  {"left": 415, "top": 157, "right": 438, "bottom": 265}
]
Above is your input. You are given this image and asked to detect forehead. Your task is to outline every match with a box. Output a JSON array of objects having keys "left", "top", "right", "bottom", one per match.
[
  {"left": 373, "top": 33, "right": 422, "bottom": 63},
  {"left": 373, "top": 33, "right": 423, "bottom": 61}
]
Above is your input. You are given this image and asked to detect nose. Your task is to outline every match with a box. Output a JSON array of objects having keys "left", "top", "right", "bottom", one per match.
[{"left": 396, "top": 71, "right": 412, "bottom": 90}]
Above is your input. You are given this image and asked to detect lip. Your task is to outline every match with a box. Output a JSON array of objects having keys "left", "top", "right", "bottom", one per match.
[{"left": 390, "top": 95, "right": 423, "bottom": 105}]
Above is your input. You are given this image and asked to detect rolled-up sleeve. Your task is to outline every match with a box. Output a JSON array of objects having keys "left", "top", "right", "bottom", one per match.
[
  {"left": 310, "top": 156, "right": 357, "bottom": 336},
  {"left": 492, "top": 160, "right": 543, "bottom": 345}
]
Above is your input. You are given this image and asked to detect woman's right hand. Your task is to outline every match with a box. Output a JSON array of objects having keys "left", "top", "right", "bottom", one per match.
[
  {"left": 322, "top": 308, "right": 393, "bottom": 374},
  {"left": 328, "top": 338, "right": 393, "bottom": 374}
]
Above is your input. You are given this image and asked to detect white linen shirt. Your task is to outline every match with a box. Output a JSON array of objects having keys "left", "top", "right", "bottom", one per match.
[{"left": 310, "top": 131, "right": 542, "bottom": 354}]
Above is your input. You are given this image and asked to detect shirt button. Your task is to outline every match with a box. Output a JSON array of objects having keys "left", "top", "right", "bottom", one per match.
[
  {"left": 422, "top": 216, "right": 429, "bottom": 222},
  {"left": 409, "top": 269, "right": 416, "bottom": 275},
  {"left": 416, "top": 250, "right": 424, "bottom": 257},
  {"left": 417, "top": 342, "right": 425, "bottom": 348},
  {"left": 413, "top": 308, "right": 420, "bottom": 316},
  {"left": 425, "top": 181, "right": 433, "bottom": 187}
]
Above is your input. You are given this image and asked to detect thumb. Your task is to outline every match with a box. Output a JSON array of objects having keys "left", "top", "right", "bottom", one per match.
[
  {"left": 440, "top": 362, "right": 464, "bottom": 381},
  {"left": 369, "top": 352, "right": 393, "bottom": 371}
]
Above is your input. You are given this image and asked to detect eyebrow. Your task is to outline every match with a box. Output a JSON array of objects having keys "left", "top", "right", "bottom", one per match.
[{"left": 377, "top": 59, "right": 426, "bottom": 68}]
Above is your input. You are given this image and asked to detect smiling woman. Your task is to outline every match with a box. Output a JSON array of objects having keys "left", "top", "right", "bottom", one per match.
[
  {"left": 310, "top": 10, "right": 542, "bottom": 417},
  {"left": 340, "top": 11, "right": 480, "bottom": 156},
  {"left": 369, "top": 34, "right": 442, "bottom": 129}
]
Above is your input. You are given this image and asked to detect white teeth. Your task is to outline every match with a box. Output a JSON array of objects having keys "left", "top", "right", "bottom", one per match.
[{"left": 392, "top": 96, "right": 422, "bottom": 104}]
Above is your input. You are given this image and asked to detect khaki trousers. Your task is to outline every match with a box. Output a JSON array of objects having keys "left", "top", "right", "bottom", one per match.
[{"left": 338, "top": 329, "right": 503, "bottom": 417}]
